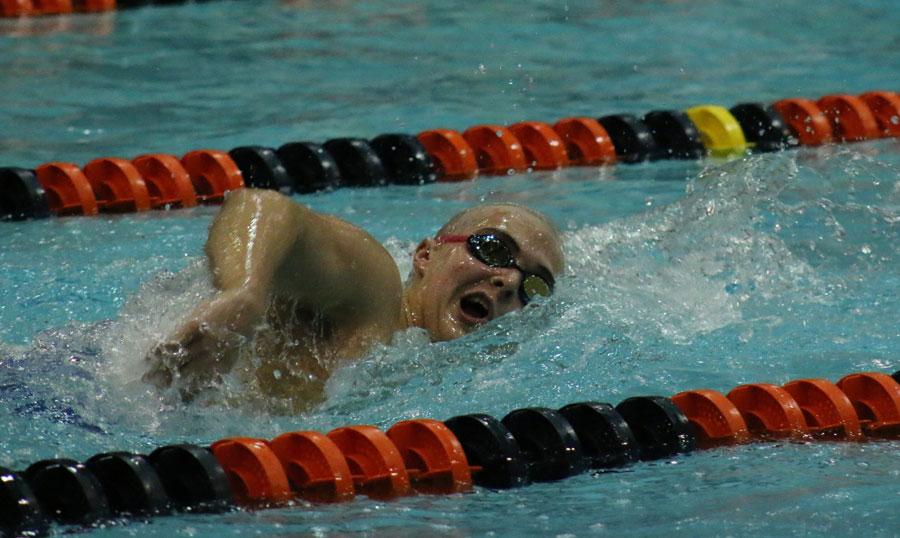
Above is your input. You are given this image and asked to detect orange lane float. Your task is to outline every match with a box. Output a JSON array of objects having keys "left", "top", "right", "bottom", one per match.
[
  {"left": 859, "top": 91, "right": 900, "bottom": 137},
  {"left": 782, "top": 379, "right": 862, "bottom": 440},
  {"left": 508, "top": 121, "right": 569, "bottom": 170},
  {"left": 132, "top": 154, "right": 198, "bottom": 209},
  {"left": 180, "top": 150, "right": 244, "bottom": 203},
  {"left": 34, "top": 162, "right": 98, "bottom": 216},
  {"left": 462, "top": 125, "right": 528, "bottom": 176},
  {"left": 83, "top": 157, "right": 151, "bottom": 212},
  {"left": 726, "top": 383, "right": 808, "bottom": 439},
  {"left": 32, "top": 0, "right": 71, "bottom": 14},
  {"left": 552, "top": 117, "right": 617, "bottom": 166},
  {"left": 816, "top": 94, "right": 881, "bottom": 142},
  {"left": 269, "top": 431, "right": 355, "bottom": 503},
  {"left": 771, "top": 98, "right": 833, "bottom": 146},
  {"left": 0, "top": 0, "right": 35, "bottom": 16},
  {"left": 670, "top": 389, "right": 750, "bottom": 449},
  {"left": 326, "top": 425, "right": 412, "bottom": 501},
  {"left": 836, "top": 372, "right": 900, "bottom": 438},
  {"left": 209, "top": 438, "right": 292, "bottom": 507},
  {"left": 416, "top": 129, "right": 478, "bottom": 181},
  {"left": 386, "top": 419, "right": 473, "bottom": 495}
]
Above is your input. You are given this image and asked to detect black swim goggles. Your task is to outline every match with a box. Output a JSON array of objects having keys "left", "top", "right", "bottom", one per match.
[{"left": 436, "top": 231, "right": 555, "bottom": 305}]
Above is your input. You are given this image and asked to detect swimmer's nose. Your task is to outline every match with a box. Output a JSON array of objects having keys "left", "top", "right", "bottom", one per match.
[{"left": 491, "top": 270, "right": 521, "bottom": 305}]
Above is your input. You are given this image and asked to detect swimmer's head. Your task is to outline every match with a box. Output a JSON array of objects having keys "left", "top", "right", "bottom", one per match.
[{"left": 403, "top": 203, "right": 564, "bottom": 341}]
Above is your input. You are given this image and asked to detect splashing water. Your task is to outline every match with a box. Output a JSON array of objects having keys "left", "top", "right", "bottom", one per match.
[{"left": 1, "top": 147, "right": 897, "bottom": 473}]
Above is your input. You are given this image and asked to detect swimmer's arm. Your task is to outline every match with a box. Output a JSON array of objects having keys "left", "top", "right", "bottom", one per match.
[
  {"left": 206, "top": 188, "right": 403, "bottom": 331},
  {"left": 144, "top": 188, "right": 402, "bottom": 389}
]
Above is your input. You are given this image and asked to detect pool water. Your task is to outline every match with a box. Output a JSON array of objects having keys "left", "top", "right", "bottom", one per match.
[{"left": 1, "top": 1, "right": 899, "bottom": 536}]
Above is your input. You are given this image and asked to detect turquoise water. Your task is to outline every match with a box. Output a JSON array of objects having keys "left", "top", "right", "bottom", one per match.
[{"left": 1, "top": 1, "right": 899, "bottom": 536}]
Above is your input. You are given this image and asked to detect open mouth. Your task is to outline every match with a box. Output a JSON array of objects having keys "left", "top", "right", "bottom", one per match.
[{"left": 459, "top": 292, "right": 492, "bottom": 324}]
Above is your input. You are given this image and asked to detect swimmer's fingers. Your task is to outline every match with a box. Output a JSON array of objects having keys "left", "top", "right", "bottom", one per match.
[
  {"left": 142, "top": 319, "right": 201, "bottom": 388},
  {"left": 146, "top": 317, "right": 244, "bottom": 390},
  {"left": 142, "top": 342, "right": 181, "bottom": 388},
  {"left": 175, "top": 327, "right": 244, "bottom": 381},
  {"left": 142, "top": 335, "right": 232, "bottom": 391},
  {"left": 143, "top": 289, "right": 264, "bottom": 391},
  {"left": 168, "top": 290, "right": 264, "bottom": 379}
]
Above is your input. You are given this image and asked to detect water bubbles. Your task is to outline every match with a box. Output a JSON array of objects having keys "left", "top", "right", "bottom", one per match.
[
  {"left": 65, "top": 126, "right": 106, "bottom": 137},
  {"left": 860, "top": 244, "right": 872, "bottom": 255}
]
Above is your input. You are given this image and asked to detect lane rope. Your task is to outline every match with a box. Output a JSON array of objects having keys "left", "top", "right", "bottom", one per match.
[
  {"left": 2, "top": 369, "right": 898, "bottom": 537},
  {"left": 2, "top": 90, "right": 898, "bottom": 221}
]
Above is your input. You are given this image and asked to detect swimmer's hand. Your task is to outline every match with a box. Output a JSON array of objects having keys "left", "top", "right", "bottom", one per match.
[{"left": 142, "top": 287, "right": 267, "bottom": 393}]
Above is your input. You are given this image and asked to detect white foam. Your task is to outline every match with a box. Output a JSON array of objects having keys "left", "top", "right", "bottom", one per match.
[{"left": 560, "top": 154, "right": 824, "bottom": 344}]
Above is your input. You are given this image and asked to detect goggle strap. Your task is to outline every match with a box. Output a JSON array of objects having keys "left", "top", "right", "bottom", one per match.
[{"left": 435, "top": 235, "right": 469, "bottom": 244}]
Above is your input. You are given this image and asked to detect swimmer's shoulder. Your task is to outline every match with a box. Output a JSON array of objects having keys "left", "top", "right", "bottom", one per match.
[
  {"left": 236, "top": 190, "right": 404, "bottom": 331},
  {"left": 218, "top": 189, "right": 403, "bottom": 328},
  {"left": 313, "top": 212, "right": 405, "bottom": 326}
]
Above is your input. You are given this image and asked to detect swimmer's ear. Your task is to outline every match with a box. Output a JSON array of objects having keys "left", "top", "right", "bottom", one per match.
[{"left": 412, "top": 238, "right": 434, "bottom": 277}]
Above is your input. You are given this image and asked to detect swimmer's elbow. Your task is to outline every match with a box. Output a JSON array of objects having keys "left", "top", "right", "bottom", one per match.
[{"left": 224, "top": 187, "right": 286, "bottom": 205}]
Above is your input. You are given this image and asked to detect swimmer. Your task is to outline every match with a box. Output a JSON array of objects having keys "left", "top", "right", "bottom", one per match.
[{"left": 143, "top": 188, "right": 564, "bottom": 409}]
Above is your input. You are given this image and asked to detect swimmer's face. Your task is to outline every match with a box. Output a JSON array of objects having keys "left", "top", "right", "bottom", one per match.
[{"left": 411, "top": 206, "right": 564, "bottom": 341}]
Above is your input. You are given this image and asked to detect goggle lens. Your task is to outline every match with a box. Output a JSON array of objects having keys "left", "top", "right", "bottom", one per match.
[
  {"left": 468, "top": 234, "right": 515, "bottom": 267},
  {"left": 522, "top": 273, "right": 552, "bottom": 301},
  {"left": 467, "top": 233, "right": 553, "bottom": 304}
]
